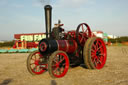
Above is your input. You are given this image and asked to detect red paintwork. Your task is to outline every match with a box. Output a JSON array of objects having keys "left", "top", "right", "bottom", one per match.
[
  {"left": 57, "top": 40, "right": 78, "bottom": 53},
  {"left": 91, "top": 38, "right": 107, "bottom": 69},
  {"left": 67, "top": 30, "right": 76, "bottom": 38},
  {"left": 51, "top": 52, "right": 69, "bottom": 78}
]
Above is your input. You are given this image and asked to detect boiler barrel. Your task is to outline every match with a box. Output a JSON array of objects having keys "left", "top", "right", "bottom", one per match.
[{"left": 39, "top": 39, "right": 78, "bottom": 54}]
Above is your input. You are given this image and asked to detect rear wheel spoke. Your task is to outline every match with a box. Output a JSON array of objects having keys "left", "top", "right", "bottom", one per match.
[
  {"left": 97, "top": 45, "right": 103, "bottom": 51},
  {"left": 94, "top": 60, "right": 98, "bottom": 67},
  {"left": 96, "top": 40, "right": 100, "bottom": 49},
  {"left": 97, "top": 58, "right": 102, "bottom": 65},
  {"left": 92, "top": 44, "right": 97, "bottom": 50},
  {"left": 99, "top": 53, "right": 104, "bottom": 56},
  {"left": 91, "top": 51, "right": 96, "bottom": 55},
  {"left": 91, "top": 48, "right": 95, "bottom": 53}
]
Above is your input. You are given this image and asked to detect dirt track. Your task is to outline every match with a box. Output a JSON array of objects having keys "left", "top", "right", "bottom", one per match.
[{"left": 0, "top": 46, "right": 128, "bottom": 85}]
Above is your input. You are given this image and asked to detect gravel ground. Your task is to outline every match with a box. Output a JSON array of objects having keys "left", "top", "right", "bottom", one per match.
[{"left": 0, "top": 46, "right": 128, "bottom": 85}]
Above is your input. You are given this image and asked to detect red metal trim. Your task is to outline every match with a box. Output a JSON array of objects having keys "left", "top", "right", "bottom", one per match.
[
  {"left": 65, "top": 40, "right": 69, "bottom": 52},
  {"left": 39, "top": 42, "right": 47, "bottom": 52}
]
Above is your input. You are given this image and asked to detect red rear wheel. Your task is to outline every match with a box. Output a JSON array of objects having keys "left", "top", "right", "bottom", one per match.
[
  {"left": 27, "top": 51, "right": 47, "bottom": 75},
  {"left": 48, "top": 51, "right": 69, "bottom": 78},
  {"left": 83, "top": 37, "right": 107, "bottom": 69}
]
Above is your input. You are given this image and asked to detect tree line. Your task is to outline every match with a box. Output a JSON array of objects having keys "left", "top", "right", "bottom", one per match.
[
  {"left": 0, "top": 41, "right": 14, "bottom": 47},
  {"left": 108, "top": 36, "right": 128, "bottom": 43}
]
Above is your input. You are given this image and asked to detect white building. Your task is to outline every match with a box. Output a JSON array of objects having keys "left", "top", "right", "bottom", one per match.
[
  {"left": 93, "top": 31, "right": 104, "bottom": 38},
  {"left": 108, "top": 35, "right": 117, "bottom": 39}
]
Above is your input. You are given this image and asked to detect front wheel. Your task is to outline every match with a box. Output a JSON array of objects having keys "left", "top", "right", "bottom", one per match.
[
  {"left": 83, "top": 37, "right": 107, "bottom": 69},
  {"left": 48, "top": 51, "right": 69, "bottom": 78},
  {"left": 27, "top": 51, "right": 47, "bottom": 75}
]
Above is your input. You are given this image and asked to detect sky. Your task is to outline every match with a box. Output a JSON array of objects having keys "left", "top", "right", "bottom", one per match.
[{"left": 0, "top": 0, "right": 128, "bottom": 40}]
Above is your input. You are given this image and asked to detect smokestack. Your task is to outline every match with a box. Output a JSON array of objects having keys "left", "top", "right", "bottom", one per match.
[{"left": 44, "top": 5, "right": 52, "bottom": 39}]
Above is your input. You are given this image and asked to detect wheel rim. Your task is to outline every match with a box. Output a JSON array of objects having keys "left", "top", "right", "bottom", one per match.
[
  {"left": 76, "top": 23, "right": 92, "bottom": 46},
  {"left": 51, "top": 52, "right": 69, "bottom": 78},
  {"left": 29, "top": 52, "right": 47, "bottom": 74},
  {"left": 91, "top": 38, "right": 107, "bottom": 69}
]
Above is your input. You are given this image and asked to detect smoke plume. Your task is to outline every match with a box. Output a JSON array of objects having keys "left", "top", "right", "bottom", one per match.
[{"left": 40, "top": 0, "right": 51, "bottom": 5}]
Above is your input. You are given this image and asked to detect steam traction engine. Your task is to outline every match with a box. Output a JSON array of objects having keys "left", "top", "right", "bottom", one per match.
[{"left": 27, "top": 5, "right": 107, "bottom": 78}]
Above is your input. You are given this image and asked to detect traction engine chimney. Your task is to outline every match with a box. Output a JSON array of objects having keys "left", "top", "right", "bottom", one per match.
[{"left": 44, "top": 5, "right": 52, "bottom": 39}]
